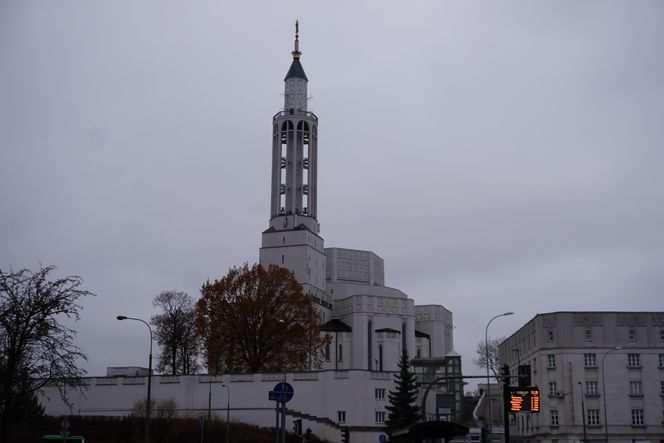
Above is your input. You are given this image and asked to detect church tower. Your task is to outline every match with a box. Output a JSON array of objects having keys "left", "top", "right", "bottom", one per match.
[{"left": 260, "top": 23, "right": 329, "bottom": 311}]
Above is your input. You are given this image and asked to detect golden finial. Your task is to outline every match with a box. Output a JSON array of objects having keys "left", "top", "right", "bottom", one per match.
[{"left": 292, "top": 20, "right": 301, "bottom": 60}]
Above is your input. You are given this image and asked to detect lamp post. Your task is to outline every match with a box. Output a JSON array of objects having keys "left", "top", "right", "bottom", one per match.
[
  {"left": 222, "top": 383, "right": 230, "bottom": 443},
  {"left": 117, "top": 315, "right": 153, "bottom": 443},
  {"left": 601, "top": 347, "right": 622, "bottom": 443},
  {"left": 485, "top": 312, "right": 514, "bottom": 439},
  {"left": 578, "top": 381, "right": 587, "bottom": 443}
]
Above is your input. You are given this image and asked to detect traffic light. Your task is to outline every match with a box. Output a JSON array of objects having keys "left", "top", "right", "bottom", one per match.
[
  {"left": 518, "top": 364, "right": 531, "bottom": 387},
  {"left": 341, "top": 427, "right": 350, "bottom": 443},
  {"left": 293, "top": 419, "right": 302, "bottom": 436},
  {"left": 500, "top": 364, "right": 510, "bottom": 385}
]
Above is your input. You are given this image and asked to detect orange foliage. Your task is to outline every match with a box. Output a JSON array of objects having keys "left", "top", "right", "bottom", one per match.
[{"left": 196, "top": 263, "right": 330, "bottom": 374}]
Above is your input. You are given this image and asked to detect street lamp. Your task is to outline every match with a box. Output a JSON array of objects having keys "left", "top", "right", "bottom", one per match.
[
  {"left": 485, "top": 312, "right": 514, "bottom": 438},
  {"left": 602, "top": 347, "right": 622, "bottom": 443},
  {"left": 222, "top": 383, "right": 230, "bottom": 443},
  {"left": 117, "top": 315, "right": 153, "bottom": 443}
]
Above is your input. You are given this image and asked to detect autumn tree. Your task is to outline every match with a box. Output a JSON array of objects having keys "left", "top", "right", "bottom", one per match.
[
  {"left": 196, "top": 263, "right": 329, "bottom": 374},
  {"left": 385, "top": 350, "right": 421, "bottom": 435},
  {"left": 0, "top": 266, "right": 94, "bottom": 442},
  {"left": 472, "top": 336, "right": 505, "bottom": 379},
  {"left": 151, "top": 290, "right": 201, "bottom": 375}
]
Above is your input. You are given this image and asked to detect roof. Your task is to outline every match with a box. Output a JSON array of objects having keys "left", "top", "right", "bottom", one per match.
[
  {"left": 415, "top": 330, "right": 430, "bottom": 338},
  {"left": 321, "top": 319, "right": 352, "bottom": 332},
  {"left": 284, "top": 59, "right": 308, "bottom": 81}
]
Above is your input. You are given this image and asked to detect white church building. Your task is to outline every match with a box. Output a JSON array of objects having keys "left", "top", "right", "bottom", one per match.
[{"left": 39, "top": 26, "right": 460, "bottom": 443}]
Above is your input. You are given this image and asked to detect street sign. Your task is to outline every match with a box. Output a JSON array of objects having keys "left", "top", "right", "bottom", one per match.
[
  {"left": 378, "top": 433, "right": 388, "bottom": 443},
  {"left": 272, "top": 381, "right": 294, "bottom": 403}
]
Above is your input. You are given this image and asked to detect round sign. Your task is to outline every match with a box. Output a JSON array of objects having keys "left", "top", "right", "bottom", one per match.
[
  {"left": 273, "top": 381, "right": 294, "bottom": 403},
  {"left": 378, "top": 434, "right": 388, "bottom": 443}
]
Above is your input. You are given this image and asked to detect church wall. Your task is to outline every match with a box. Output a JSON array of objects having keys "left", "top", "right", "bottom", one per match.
[
  {"left": 260, "top": 242, "right": 326, "bottom": 291},
  {"left": 415, "top": 305, "right": 454, "bottom": 357}
]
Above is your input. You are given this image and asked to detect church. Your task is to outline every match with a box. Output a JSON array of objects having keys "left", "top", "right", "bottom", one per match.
[
  {"left": 38, "top": 25, "right": 462, "bottom": 443},
  {"left": 259, "top": 23, "right": 455, "bottom": 373}
]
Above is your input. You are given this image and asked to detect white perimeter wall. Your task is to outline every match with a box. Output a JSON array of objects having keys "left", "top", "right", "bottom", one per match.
[{"left": 39, "top": 371, "right": 396, "bottom": 443}]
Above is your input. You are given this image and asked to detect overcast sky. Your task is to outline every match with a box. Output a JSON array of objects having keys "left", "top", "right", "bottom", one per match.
[{"left": 1, "top": 1, "right": 663, "bottom": 384}]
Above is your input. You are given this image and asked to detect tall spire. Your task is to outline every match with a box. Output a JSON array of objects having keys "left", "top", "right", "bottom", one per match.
[{"left": 292, "top": 20, "right": 301, "bottom": 60}]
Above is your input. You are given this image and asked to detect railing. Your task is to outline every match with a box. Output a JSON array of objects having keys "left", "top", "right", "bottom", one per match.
[{"left": 273, "top": 109, "right": 318, "bottom": 122}]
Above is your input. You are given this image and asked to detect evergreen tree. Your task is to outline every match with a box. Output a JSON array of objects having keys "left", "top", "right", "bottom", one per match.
[{"left": 385, "top": 350, "right": 421, "bottom": 435}]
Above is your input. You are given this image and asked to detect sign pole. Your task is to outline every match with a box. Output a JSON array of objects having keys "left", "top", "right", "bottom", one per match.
[{"left": 275, "top": 400, "right": 280, "bottom": 443}]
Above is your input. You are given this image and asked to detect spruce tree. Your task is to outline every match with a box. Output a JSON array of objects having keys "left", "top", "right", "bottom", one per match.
[{"left": 385, "top": 350, "right": 421, "bottom": 435}]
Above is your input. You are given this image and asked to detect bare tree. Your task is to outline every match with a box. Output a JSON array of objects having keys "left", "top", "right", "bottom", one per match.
[
  {"left": 151, "top": 291, "right": 201, "bottom": 375},
  {"left": 473, "top": 337, "right": 505, "bottom": 379},
  {"left": 0, "top": 266, "right": 94, "bottom": 442}
]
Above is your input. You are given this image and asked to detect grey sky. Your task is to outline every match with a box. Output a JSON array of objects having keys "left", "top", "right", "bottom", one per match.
[{"left": 1, "top": 1, "right": 663, "bottom": 382}]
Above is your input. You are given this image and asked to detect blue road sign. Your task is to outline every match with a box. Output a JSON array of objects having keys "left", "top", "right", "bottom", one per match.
[
  {"left": 378, "top": 433, "right": 388, "bottom": 443},
  {"left": 273, "top": 381, "right": 294, "bottom": 403}
]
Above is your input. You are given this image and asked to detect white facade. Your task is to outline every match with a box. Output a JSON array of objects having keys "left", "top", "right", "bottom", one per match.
[{"left": 498, "top": 311, "right": 664, "bottom": 443}]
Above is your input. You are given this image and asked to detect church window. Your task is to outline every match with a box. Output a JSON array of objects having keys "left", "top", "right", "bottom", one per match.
[
  {"left": 375, "top": 411, "right": 385, "bottom": 424},
  {"left": 283, "top": 236, "right": 286, "bottom": 244},
  {"left": 324, "top": 343, "right": 330, "bottom": 361},
  {"left": 337, "top": 411, "right": 346, "bottom": 423},
  {"left": 367, "top": 320, "right": 373, "bottom": 370},
  {"left": 338, "top": 344, "right": 343, "bottom": 362},
  {"left": 375, "top": 388, "right": 385, "bottom": 400},
  {"left": 378, "top": 345, "right": 383, "bottom": 371},
  {"left": 281, "top": 254, "right": 285, "bottom": 264}
]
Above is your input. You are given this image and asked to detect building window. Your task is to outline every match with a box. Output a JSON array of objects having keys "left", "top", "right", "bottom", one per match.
[
  {"left": 631, "top": 409, "right": 644, "bottom": 426},
  {"left": 281, "top": 254, "right": 285, "bottom": 264},
  {"left": 627, "top": 354, "right": 641, "bottom": 368},
  {"left": 375, "top": 411, "right": 386, "bottom": 424},
  {"left": 660, "top": 381, "right": 664, "bottom": 395},
  {"left": 584, "top": 328, "right": 592, "bottom": 342},
  {"left": 547, "top": 354, "right": 556, "bottom": 369},
  {"left": 548, "top": 381, "right": 558, "bottom": 396},
  {"left": 628, "top": 328, "right": 636, "bottom": 341},
  {"left": 658, "top": 353, "right": 664, "bottom": 368},
  {"left": 547, "top": 330, "right": 555, "bottom": 343},
  {"left": 660, "top": 329, "right": 664, "bottom": 341},
  {"left": 587, "top": 409, "right": 600, "bottom": 426},
  {"left": 550, "top": 409, "right": 559, "bottom": 426},
  {"left": 630, "top": 381, "right": 642, "bottom": 396},
  {"left": 584, "top": 353, "right": 597, "bottom": 368},
  {"left": 337, "top": 411, "right": 346, "bottom": 423},
  {"left": 375, "top": 388, "right": 385, "bottom": 400},
  {"left": 324, "top": 343, "right": 331, "bottom": 361},
  {"left": 585, "top": 381, "right": 598, "bottom": 396},
  {"left": 338, "top": 344, "right": 343, "bottom": 362}
]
